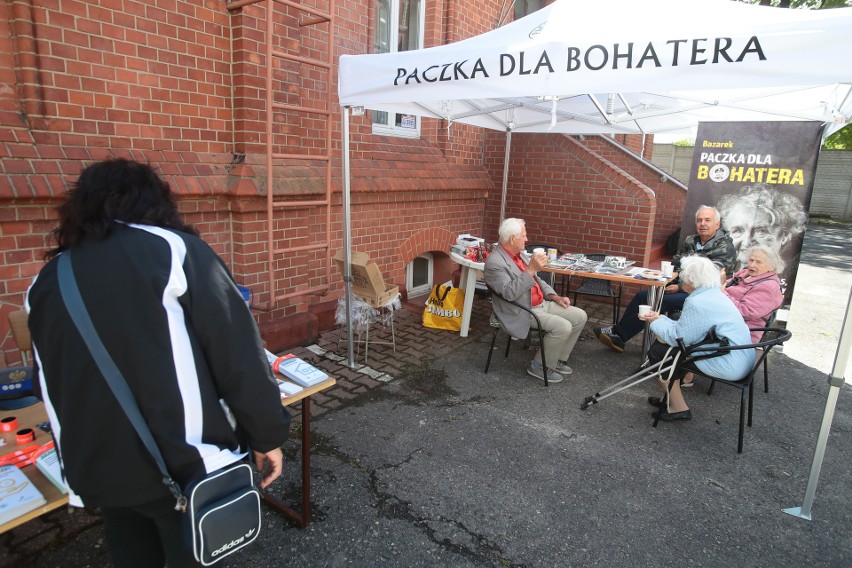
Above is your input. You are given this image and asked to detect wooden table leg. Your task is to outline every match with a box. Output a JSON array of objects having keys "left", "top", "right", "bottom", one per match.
[
  {"left": 260, "top": 396, "right": 312, "bottom": 528},
  {"left": 301, "top": 397, "right": 311, "bottom": 525}
]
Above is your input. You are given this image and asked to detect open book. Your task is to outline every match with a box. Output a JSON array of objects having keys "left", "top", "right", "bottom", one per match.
[{"left": 0, "top": 465, "right": 47, "bottom": 525}]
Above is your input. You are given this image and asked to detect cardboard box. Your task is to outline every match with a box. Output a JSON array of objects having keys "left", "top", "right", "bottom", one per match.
[{"left": 332, "top": 250, "right": 400, "bottom": 308}]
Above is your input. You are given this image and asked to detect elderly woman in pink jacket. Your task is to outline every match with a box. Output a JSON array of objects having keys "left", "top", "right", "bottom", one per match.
[
  {"left": 722, "top": 245, "right": 785, "bottom": 342},
  {"left": 681, "top": 244, "right": 784, "bottom": 388}
]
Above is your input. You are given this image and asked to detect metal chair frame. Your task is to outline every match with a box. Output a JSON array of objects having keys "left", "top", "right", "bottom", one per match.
[
  {"left": 484, "top": 286, "right": 550, "bottom": 386},
  {"left": 337, "top": 295, "right": 397, "bottom": 365},
  {"left": 660, "top": 327, "right": 792, "bottom": 453}
]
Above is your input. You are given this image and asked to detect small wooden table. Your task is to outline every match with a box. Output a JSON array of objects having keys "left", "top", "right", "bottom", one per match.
[
  {"left": 0, "top": 402, "right": 69, "bottom": 534},
  {"left": 1, "top": 376, "right": 336, "bottom": 533},
  {"left": 261, "top": 375, "right": 336, "bottom": 529}
]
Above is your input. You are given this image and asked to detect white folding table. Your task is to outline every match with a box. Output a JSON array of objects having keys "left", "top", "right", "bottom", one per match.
[{"left": 450, "top": 251, "right": 485, "bottom": 338}]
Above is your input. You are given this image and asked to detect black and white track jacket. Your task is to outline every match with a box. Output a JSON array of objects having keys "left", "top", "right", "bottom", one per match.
[{"left": 27, "top": 223, "right": 291, "bottom": 508}]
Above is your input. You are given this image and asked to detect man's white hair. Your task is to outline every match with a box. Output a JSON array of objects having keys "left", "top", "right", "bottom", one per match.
[
  {"left": 679, "top": 255, "right": 722, "bottom": 289},
  {"left": 498, "top": 218, "right": 525, "bottom": 244},
  {"left": 695, "top": 205, "right": 720, "bottom": 223}
]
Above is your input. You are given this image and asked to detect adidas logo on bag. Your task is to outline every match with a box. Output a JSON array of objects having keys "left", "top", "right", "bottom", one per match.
[{"left": 211, "top": 528, "right": 256, "bottom": 558}]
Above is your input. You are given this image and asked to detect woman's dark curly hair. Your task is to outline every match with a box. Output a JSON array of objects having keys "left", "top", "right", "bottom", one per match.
[{"left": 45, "top": 159, "right": 198, "bottom": 259}]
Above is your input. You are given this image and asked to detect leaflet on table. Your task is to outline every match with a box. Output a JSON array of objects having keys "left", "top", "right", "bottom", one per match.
[
  {"left": 276, "top": 379, "right": 304, "bottom": 398},
  {"left": 571, "top": 259, "right": 604, "bottom": 272},
  {"left": 32, "top": 441, "right": 67, "bottom": 494},
  {"left": 631, "top": 268, "right": 669, "bottom": 281},
  {"left": 0, "top": 465, "right": 47, "bottom": 525}
]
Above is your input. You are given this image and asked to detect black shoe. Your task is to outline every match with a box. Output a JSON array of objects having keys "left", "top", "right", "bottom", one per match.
[
  {"left": 594, "top": 325, "right": 625, "bottom": 353},
  {"left": 647, "top": 396, "right": 666, "bottom": 408},
  {"left": 652, "top": 409, "right": 692, "bottom": 422}
]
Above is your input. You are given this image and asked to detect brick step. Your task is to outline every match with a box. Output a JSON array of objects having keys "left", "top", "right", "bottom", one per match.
[{"left": 647, "top": 240, "right": 670, "bottom": 269}]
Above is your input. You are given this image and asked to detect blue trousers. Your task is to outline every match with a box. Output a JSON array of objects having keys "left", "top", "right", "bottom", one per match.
[{"left": 612, "top": 289, "right": 689, "bottom": 342}]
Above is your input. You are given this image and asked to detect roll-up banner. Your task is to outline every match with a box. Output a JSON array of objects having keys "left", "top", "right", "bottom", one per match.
[{"left": 679, "top": 121, "right": 822, "bottom": 307}]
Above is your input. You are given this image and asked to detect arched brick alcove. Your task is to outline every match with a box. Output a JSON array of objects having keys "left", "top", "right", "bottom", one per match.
[
  {"left": 398, "top": 227, "right": 457, "bottom": 266},
  {"left": 398, "top": 228, "right": 459, "bottom": 299}
]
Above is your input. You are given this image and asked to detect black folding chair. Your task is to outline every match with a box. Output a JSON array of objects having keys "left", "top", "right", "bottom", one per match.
[
  {"left": 484, "top": 286, "right": 551, "bottom": 386},
  {"left": 662, "top": 327, "right": 792, "bottom": 453}
]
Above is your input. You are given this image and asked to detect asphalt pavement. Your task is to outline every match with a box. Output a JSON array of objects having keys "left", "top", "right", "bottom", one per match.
[{"left": 4, "top": 222, "right": 851, "bottom": 568}]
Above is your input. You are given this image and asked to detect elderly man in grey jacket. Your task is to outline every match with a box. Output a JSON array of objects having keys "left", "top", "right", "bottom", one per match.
[{"left": 484, "top": 218, "right": 588, "bottom": 383}]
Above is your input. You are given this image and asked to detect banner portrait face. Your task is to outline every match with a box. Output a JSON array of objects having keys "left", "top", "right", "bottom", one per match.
[
  {"left": 717, "top": 183, "right": 808, "bottom": 270},
  {"left": 680, "top": 121, "right": 822, "bottom": 306}
]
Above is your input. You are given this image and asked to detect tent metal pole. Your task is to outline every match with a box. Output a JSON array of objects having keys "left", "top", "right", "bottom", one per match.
[
  {"left": 499, "top": 127, "right": 512, "bottom": 224},
  {"left": 341, "top": 106, "right": 355, "bottom": 368},
  {"left": 783, "top": 286, "right": 852, "bottom": 520}
]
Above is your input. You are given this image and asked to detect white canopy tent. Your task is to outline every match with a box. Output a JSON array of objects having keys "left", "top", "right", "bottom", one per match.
[
  {"left": 335, "top": 0, "right": 852, "bottom": 518},
  {"left": 339, "top": 0, "right": 852, "bottom": 139}
]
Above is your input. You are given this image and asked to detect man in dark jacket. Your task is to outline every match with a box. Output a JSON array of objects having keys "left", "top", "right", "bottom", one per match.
[
  {"left": 27, "top": 159, "right": 291, "bottom": 567},
  {"left": 594, "top": 205, "right": 737, "bottom": 353}
]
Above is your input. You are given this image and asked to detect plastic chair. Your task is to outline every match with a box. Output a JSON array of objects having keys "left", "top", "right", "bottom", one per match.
[
  {"left": 568, "top": 253, "right": 623, "bottom": 324},
  {"left": 657, "top": 327, "right": 792, "bottom": 453},
  {"left": 484, "top": 286, "right": 551, "bottom": 386}
]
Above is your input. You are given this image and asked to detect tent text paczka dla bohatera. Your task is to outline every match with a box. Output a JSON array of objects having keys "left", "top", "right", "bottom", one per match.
[{"left": 339, "top": 0, "right": 852, "bottom": 138}]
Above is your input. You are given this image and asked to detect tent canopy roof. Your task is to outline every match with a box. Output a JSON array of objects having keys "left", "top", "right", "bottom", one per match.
[{"left": 339, "top": 0, "right": 852, "bottom": 138}]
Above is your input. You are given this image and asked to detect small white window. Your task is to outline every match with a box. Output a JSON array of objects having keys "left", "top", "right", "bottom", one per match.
[
  {"left": 515, "top": 0, "right": 545, "bottom": 20},
  {"left": 372, "top": 0, "right": 424, "bottom": 138},
  {"left": 406, "top": 253, "right": 433, "bottom": 297}
]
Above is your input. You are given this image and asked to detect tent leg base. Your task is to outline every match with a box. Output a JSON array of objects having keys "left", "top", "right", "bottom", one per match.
[{"left": 782, "top": 506, "right": 812, "bottom": 521}]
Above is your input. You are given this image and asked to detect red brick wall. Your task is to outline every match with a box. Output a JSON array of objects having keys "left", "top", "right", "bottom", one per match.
[{"left": 481, "top": 133, "right": 685, "bottom": 264}]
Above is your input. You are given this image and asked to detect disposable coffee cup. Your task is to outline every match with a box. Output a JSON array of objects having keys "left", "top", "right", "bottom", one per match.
[
  {"left": 533, "top": 247, "right": 545, "bottom": 256},
  {"left": 547, "top": 248, "right": 558, "bottom": 260},
  {"left": 661, "top": 261, "right": 674, "bottom": 277},
  {"left": 638, "top": 304, "right": 652, "bottom": 318}
]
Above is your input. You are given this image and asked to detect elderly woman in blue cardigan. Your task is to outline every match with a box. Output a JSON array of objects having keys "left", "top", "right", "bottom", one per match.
[{"left": 641, "top": 255, "right": 754, "bottom": 421}]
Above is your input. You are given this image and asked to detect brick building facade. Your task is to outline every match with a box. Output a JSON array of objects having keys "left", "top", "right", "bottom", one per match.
[{"left": 0, "top": 0, "right": 684, "bottom": 366}]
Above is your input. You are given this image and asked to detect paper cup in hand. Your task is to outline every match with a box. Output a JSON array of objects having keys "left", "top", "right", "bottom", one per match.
[
  {"left": 638, "top": 304, "right": 652, "bottom": 318},
  {"left": 533, "top": 247, "right": 545, "bottom": 256}
]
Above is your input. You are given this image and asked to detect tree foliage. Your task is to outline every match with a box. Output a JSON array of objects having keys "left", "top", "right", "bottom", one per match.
[
  {"left": 739, "top": 0, "right": 851, "bottom": 8},
  {"left": 824, "top": 126, "right": 852, "bottom": 149}
]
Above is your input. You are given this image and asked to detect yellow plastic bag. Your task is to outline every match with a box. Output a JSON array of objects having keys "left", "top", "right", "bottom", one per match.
[{"left": 422, "top": 285, "right": 464, "bottom": 331}]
